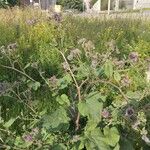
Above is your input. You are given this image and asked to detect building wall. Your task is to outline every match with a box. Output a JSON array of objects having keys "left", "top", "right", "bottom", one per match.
[
  {"left": 121, "top": 0, "right": 150, "bottom": 9},
  {"left": 120, "top": 0, "right": 133, "bottom": 9},
  {"left": 135, "top": 0, "right": 150, "bottom": 9}
]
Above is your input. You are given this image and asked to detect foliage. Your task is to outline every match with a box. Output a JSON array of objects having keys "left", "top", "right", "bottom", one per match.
[{"left": 0, "top": 8, "right": 150, "bottom": 149}]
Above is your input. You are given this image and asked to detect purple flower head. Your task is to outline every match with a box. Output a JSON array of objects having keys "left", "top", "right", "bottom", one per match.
[
  {"left": 62, "top": 62, "right": 69, "bottom": 71},
  {"left": 121, "top": 76, "right": 131, "bottom": 87},
  {"left": 101, "top": 109, "right": 110, "bottom": 119},
  {"left": 23, "top": 134, "right": 33, "bottom": 142},
  {"left": 114, "top": 59, "right": 125, "bottom": 69},
  {"left": 67, "top": 49, "right": 81, "bottom": 61},
  {"left": 125, "top": 107, "right": 134, "bottom": 117},
  {"left": 129, "top": 52, "right": 139, "bottom": 62}
]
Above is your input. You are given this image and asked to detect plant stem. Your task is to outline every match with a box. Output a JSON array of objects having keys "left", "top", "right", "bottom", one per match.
[
  {"left": 0, "top": 64, "right": 36, "bottom": 82},
  {"left": 59, "top": 51, "right": 82, "bottom": 130}
]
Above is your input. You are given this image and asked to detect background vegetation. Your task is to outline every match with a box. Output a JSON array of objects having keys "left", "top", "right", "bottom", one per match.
[{"left": 0, "top": 8, "right": 150, "bottom": 149}]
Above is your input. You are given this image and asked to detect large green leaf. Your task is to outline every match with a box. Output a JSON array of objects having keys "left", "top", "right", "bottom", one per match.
[
  {"left": 126, "top": 91, "right": 142, "bottom": 100},
  {"left": 120, "top": 138, "right": 134, "bottom": 150},
  {"left": 78, "top": 92, "right": 103, "bottom": 123},
  {"left": 84, "top": 128, "right": 111, "bottom": 150},
  {"left": 56, "top": 94, "right": 70, "bottom": 106},
  {"left": 58, "top": 74, "right": 72, "bottom": 89},
  {"left": 43, "top": 107, "right": 70, "bottom": 131},
  {"left": 102, "top": 127, "right": 120, "bottom": 147}
]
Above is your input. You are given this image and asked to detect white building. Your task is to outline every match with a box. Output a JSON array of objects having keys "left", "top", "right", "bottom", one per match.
[
  {"left": 91, "top": 0, "right": 150, "bottom": 12},
  {"left": 134, "top": 0, "right": 150, "bottom": 9}
]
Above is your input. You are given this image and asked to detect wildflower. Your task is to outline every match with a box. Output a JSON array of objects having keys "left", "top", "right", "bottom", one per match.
[
  {"left": 62, "top": 62, "right": 69, "bottom": 71},
  {"left": 125, "top": 107, "right": 134, "bottom": 117},
  {"left": 84, "top": 40, "right": 95, "bottom": 51},
  {"left": 101, "top": 109, "right": 110, "bottom": 119},
  {"left": 114, "top": 59, "right": 125, "bottom": 69},
  {"left": 67, "top": 49, "right": 81, "bottom": 61},
  {"left": 23, "top": 134, "right": 33, "bottom": 142},
  {"left": 129, "top": 52, "right": 139, "bottom": 62},
  {"left": 71, "top": 49, "right": 81, "bottom": 56},
  {"left": 121, "top": 76, "right": 131, "bottom": 87},
  {"left": 49, "top": 76, "right": 58, "bottom": 86}
]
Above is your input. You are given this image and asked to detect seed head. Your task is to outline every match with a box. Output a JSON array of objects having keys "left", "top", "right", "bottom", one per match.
[
  {"left": 101, "top": 109, "right": 110, "bottom": 118},
  {"left": 129, "top": 52, "right": 139, "bottom": 62},
  {"left": 125, "top": 107, "right": 134, "bottom": 117}
]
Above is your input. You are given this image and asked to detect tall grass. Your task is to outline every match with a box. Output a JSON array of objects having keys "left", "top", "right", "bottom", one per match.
[{"left": 0, "top": 7, "right": 150, "bottom": 131}]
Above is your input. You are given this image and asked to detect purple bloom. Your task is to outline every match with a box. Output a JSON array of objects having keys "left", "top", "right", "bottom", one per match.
[
  {"left": 125, "top": 107, "right": 134, "bottom": 117},
  {"left": 23, "top": 134, "right": 33, "bottom": 142},
  {"left": 129, "top": 52, "right": 139, "bottom": 62},
  {"left": 62, "top": 62, "right": 69, "bottom": 71},
  {"left": 101, "top": 109, "right": 110, "bottom": 118},
  {"left": 114, "top": 59, "right": 125, "bottom": 69},
  {"left": 121, "top": 76, "right": 131, "bottom": 87}
]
